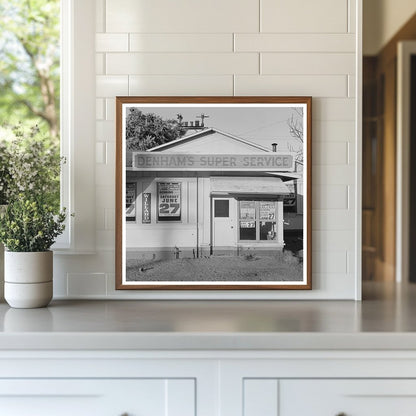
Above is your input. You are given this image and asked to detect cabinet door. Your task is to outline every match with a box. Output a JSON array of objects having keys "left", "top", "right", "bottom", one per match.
[
  {"left": 281, "top": 380, "right": 416, "bottom": 416},
  {"left": 0, "top": 379, "right": 195, "bottom": 416}
]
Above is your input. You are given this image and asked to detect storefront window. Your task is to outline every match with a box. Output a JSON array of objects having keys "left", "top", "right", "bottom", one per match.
[{"left": 239, "top": 200, "right": 277, "bottom": 241}]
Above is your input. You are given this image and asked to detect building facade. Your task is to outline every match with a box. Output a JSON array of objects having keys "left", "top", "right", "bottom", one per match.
[{"left": 125, "top": 129, "right": 302, "bottom": 261}]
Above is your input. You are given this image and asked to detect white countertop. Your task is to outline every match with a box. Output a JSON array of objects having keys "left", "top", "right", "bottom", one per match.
[{"left": 1, "top": 281, "right": 416, "bottom": 350}]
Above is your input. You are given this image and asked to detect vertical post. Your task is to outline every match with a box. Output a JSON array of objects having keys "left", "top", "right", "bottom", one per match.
[
  {"left": 196, "top": 176, "right": 199, "bottom": 258},
  {"left": 277, "top": 200, "right": 284, "bottom": 246}
]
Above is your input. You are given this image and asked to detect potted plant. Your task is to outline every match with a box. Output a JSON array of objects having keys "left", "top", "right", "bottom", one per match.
[
  {"left": 0, "top": 198, "right": 66, "bottom": 308},
  {"left": 0, "top": 124, "right": 65, "bottom": 308}
]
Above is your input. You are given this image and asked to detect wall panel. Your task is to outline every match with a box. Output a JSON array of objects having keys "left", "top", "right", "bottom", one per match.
[{"left": 53, "top": 0, "right": 360, "bottom": 299}]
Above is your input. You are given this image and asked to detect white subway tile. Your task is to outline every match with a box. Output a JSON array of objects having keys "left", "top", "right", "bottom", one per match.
[
  {"left": 96, "top": 98, "right": 105, "bottom": 120},
  {"left": 96, "top": 142, "right": 106, "bottom": 164},
  {"left": 106, "top": 0, "right": 259, "bottom": 33},
  {"left": 349, "top": 0, "right": 357, "bottom": 33},
  {"left": 96, "top": 53, "right": 105, "bottom": 75},
  {"left": 262, "top": 53, "right": 355, "bottom": 75},
  {"left": 347, "top": 141, "right": 356, "bottom": 165},
  {"left": 107, "top": 53, "right": 259, "bottom": 75},
  {"left": 96, "top": 75, "right": 129, "bottom": 97},
  {"left": 313, "top": 230, "right": 355, "bottom": 251},
  {"left": 312, "top": 210, "right": 354, "bottom": 230},
  {"left": 96, "top": 207, "right": 105, "bottom": 230},
  {"left": 96, "top": 164, "right": 115, "bottom": 186},
  {"left": 96, "top": 0, "right": 105, "bottom": 32},
  {"left": 130, "top": 34, "right": 233, "bottom": 52},
  {"left": 347, "top": 250, "right": 355, "bottom": 274},
  {"left": 313, "top": 120, "right": 355, "bottom": 141},
  {"left": 96, "top": 121, "right": 116, "bottom": 142},
  {"left": 96, "top": 186, "right": 115, "bottom": 209},
  {"left": 96, "top": 34, "right": 129, "bottom": 52},
  {"left": 312, "top": 273, "right": 355, "bottom": 296},
  {"left": 106, "top": 273, "right": 116, "bottom": 295},
  {"left": 106, "top": 141, "right": 116, "bottom": 165},
  {"left": 67, "top": 273, "right": 107, "bottom": 296},
  {"left": 106, "top": 98, "right": 116, "bottom": 121},
  {"left": 52, "top": 270, "right": 67, "bottom": 297},
  {"left": 235, "top": 34, "right": 356, "bottom": 53},
  {"left": 313, "top": 165, "right": 355, "bottom": 185},
  {"left": 312, "top": 251, "right": 347, "bottom": 274},
  {"left": 96, "top": 230, "right": 116, "bottom": 251},
  {"left": 235, "top": 75, "right": 347, "bottom": 97},
  {"left": 313, "top": 98, "right": 355, "bottom": 121},
  {"left": 348, "top": 75, "right": 356, "bottom": 97},
  {"left": 313, "top": 185, "right": 349, "bottom": 209},
  {"left": 313, "top": 142, "right": 348, "bottom": 165},
  {"left": 105, "top": 208, "right": 116, "bottom": 230},
  {"left": 96, "top": 75, "right": 128, "bottom": 97},
  {"left": 261, "top": 0, "right": 348, "bottom": 33},
  {"left": 129, "top": 75, "right": 233, "bottom": 95},
  {"left": 55, "top": 252, "right": 114, "bottom": 274}
]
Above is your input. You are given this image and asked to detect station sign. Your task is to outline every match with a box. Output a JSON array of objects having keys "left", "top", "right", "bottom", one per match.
[{"left": 131, "top": 152, "right": 294, "bottom": 172}]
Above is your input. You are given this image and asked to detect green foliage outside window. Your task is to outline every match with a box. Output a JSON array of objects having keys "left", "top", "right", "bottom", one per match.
[{"left": 0, "top": 0, "right": 61, "bottom": 209}]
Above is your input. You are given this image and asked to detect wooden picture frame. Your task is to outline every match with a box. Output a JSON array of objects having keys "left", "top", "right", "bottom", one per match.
[{"left": 116, "top": 96, "right": 312, "bottom": 290}]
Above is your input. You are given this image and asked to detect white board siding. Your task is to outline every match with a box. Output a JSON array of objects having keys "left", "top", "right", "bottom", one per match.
[
  {"left": 261, "top": 0, "right": 349, "bottom": 33},
  {"left": 235, "top": 34, "right": 356, "bottom": 53},
  {"left": 129, "top": 75, "right": 233, "bottom": 96},
  {"left": 130, "top": 34, "right": 233, "bottom": 53},
  {"left": 106, "top": 53, "right": 259, "bottom": 75},
  {"left": 106, "top": 0, "right": 259, "bottom": 33},
  {"left": 235, "top": 75, "right": 348, "bottom": 97},
  {"left": 52, "top": 0, "right": 360, "bottom": 299}
]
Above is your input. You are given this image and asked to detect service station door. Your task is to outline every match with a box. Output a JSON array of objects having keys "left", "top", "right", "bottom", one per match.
[{"left": 212, "top": 198, "right": 237, "bottom": 252}]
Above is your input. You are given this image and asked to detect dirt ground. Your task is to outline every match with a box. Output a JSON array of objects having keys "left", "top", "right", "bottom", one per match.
[{"left": 126, "top": 252, "right": 303, "bottom": 282}]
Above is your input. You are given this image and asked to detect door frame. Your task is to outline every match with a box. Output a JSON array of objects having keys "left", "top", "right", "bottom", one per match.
[{"left": 396, "top": 41, "right": 416, "bottom": 282}]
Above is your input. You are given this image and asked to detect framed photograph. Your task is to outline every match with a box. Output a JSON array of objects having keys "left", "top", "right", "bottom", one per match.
[{"left": 116, "top": 97, "right": 312, "bottom": 290}]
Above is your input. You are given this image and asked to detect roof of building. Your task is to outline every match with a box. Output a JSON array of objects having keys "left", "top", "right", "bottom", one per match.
[{"left": 147, "top": 128, "right": 271, "bottom": 153}]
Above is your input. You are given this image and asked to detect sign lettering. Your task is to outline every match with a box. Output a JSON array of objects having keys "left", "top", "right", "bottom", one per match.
[
  {"left": 142, "top": 193, "right": 151, "bottom": 223},
  {"left": 131, "top": 153, "right": 294, "bottom": 171}
]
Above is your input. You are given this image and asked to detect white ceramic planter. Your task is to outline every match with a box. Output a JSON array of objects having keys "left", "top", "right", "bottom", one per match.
[
  {"left": 0, "top": 205, "right": 7, "bottom": 301},
  {"left": 0, "top": 243, "right": 4, "bottom": 302},
  {"left": 4, "top": 251, "right": 53, "bottom": 308}
]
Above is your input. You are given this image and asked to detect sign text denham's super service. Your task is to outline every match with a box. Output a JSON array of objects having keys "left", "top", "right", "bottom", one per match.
[{"left": 132, "top": 153, "right": 294, "bottom": 171}]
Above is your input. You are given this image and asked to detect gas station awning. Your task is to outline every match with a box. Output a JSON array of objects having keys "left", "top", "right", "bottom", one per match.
[{"left": 210, "top": 176, "right": 290, "bottom": 195}]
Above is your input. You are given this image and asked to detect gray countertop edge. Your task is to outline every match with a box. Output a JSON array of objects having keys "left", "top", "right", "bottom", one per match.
[{"left": 1, "top": 332, "right": 416, "bottom": 351}]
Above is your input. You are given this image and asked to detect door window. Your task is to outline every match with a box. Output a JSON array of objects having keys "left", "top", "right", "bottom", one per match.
[{"left": 214, "top": 199, "right": 229, "bottom": 217}]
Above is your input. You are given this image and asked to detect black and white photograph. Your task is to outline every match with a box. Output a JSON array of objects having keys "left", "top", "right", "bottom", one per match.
[{"left": 116, "top": 97, "right": 311, "bottom": 290}]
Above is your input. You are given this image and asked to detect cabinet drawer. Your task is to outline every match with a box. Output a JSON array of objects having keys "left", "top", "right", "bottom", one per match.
[
  {"left": 0, "top": 379, "right": 195, "bottom": 416},
  {"left": 280, "top": 380, "right": 416, "bottom": 416}
]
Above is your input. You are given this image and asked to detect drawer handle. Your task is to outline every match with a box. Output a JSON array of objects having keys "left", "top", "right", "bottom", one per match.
[{"left": 336, "top": 413, "right": 347, "bottom": 416}]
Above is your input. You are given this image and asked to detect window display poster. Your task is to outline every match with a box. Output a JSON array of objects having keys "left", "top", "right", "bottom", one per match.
[
  {"left": 259, "top": 201, "right": 276, "bottom": 220},
  {"left": 240, "top": 201, "right": 256, "bottom": 220},
  {"left": 126, "top": 183, "right": 136, "bottom": 222},
  {"left": 157, "top": 182, "right": 181, "bottom": 221}
]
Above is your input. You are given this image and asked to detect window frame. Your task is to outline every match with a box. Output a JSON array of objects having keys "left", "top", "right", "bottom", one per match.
[{"left": 52, "top": 0, "right": 95, "bottom": 253}]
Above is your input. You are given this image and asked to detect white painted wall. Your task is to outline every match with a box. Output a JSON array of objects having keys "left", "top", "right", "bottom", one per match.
[
  {"left": 363, "top": 0, "right": 416, "bottom": 55},
  {"left": 53, "top": 0, "right": 360, "bottom": 300}
]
